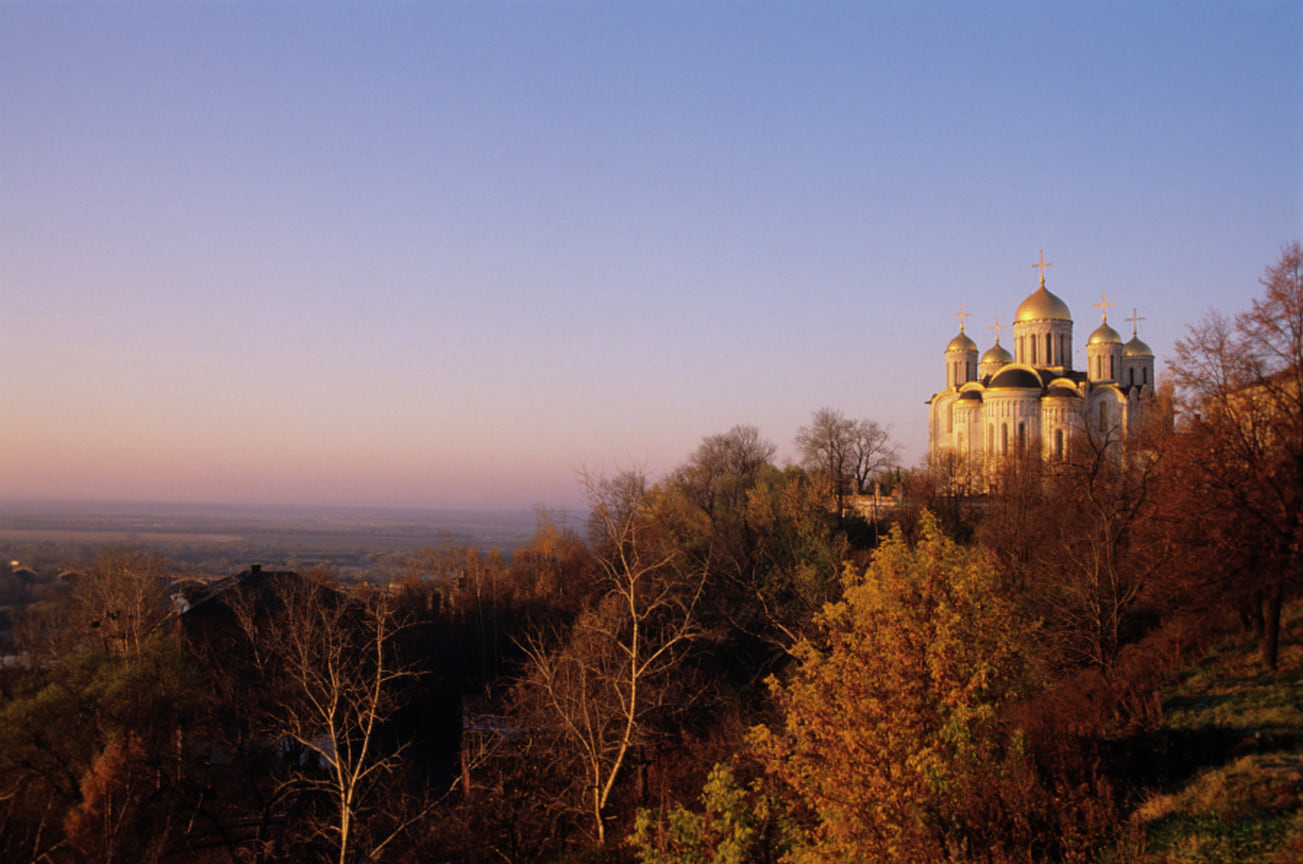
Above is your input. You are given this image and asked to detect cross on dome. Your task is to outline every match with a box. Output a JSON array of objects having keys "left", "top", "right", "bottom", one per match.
[
  {"left": 953, "top": 303, "right": 972, "bottom": 332},
  {"left": 1094, "top": 292, "right": 1115, "bottom": 323},
  {"left": 1032, "top": 249, "right": 1053, "bottom": 285},
  {"left": 988, "top": 316, "right": 1005, "bottom": 344},
  {"left": 1126, "top": 307, "right": 1145, "bottom": 337}
]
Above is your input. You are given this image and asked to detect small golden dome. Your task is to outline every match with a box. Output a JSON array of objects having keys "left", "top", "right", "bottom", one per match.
[
  {"left": 1014, "top": 283, "right": 1072, "bottom": 322},
  {"left": 1123, "top": 335, "right": 1153, "bottom": 357},
  {"left": 1088, "top": 322, "right": 1122, "bottom": 345},
  {"left": 981, "top": 343, "right": 1012, "bottom": 365},
  {"left": 946, "top": 331, "right": 977, "bottom": 353}
]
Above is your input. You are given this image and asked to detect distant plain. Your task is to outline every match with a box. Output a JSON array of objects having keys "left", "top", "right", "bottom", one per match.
[{"left": 0, "top": 499, "right": 553, "bottom": 576}]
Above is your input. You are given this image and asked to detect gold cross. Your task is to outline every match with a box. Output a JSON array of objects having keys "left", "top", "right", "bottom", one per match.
[
  {"left": 1094, "top": 292, "right": 1115, "bottom": 323},
  {"left": 988, "top": 316, "right": 1005, "bottom": 344},
  {"left": 1125, "top": 307, "right": 1145, "bottom": 337},
  {"left": 953, "top": 303, "right": 972, "bottom": 332},
  {"left": 1032, "top": 249, "right": 1053, "bottom": 284}
]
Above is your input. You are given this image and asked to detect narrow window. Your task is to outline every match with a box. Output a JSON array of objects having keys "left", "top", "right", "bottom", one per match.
[
  {"left": 1031, "top": 338, "right": 1037, "bottom": 365},
  {"left": 1109, "top": 355, "right": 1115, "bottom": 380},
  {"left": 1001, "top": 423, "right": 1009, "bottom": 455},
  {"left": 1017, "top": 421, "right": 1026, "bottom": 450},
  {"left": 1055, "top": 428, "right": 1065, "bottom": 459},
  {"left": 1046, "top": 333, "right": 1053, "bottom": 364}
]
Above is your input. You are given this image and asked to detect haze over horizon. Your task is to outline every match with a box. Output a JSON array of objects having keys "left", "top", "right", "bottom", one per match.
[{"left": 2, "top": 2, "right": 1299, "bottom": 511}]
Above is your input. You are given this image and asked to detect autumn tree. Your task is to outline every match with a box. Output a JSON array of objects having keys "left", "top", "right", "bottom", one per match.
[
  {"left": 0, "top": 636, "right": 209, "bottom": 863},
  {"left": 1169, "top": 241, "right": 1303, "bottom": 670},
  {"left": 752, "top": 514, "right": 1037, "bottom": 863},
  {"left": 795, "top": 408, "right": 897, "bottom": 514},
  {"left": 519, "top": 470, "right": 705, "bottom": 848}
]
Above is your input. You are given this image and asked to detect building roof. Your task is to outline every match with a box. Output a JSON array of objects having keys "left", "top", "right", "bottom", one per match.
[
  {"left": 981, "top": 343, "right": 1013, "bottom": 365},
  {"left": 989, "top": 366, "right": 1044, "bottom": 389},
  {"left": 1014, "top": 282, "right": 1072, "bottom": 322},
  {"left": 1123, "top": 335, "right": 1154, "bottom": 357},
  {"left": 946, "top": 330, "right": 977, "bottom": 352}
]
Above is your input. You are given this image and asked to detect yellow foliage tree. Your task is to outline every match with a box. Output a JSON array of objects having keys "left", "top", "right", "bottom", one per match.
[{"left": 752, "top": 513, "right": 1036, "bottom": 863}]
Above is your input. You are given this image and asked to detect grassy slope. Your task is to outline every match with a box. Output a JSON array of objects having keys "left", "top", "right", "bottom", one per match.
[{"left": 1123, "top": 602, "right": 1303, "bottom": 863}]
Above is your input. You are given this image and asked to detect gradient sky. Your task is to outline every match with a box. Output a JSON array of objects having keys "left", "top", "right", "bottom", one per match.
[{"left": 2, "top": 1, "right": 1299, "bottom": 510}]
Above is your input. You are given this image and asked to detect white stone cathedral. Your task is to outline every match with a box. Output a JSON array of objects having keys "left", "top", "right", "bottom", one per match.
[{"left": 927, "top": 252, "right": 1156, "bottom": 466}]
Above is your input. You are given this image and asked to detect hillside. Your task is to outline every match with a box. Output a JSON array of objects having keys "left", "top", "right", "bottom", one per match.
[{"left": 1124, "top": 602, "right": 1303, "bottom": 863}]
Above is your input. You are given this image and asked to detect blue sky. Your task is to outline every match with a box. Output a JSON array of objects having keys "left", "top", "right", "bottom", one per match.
[{"left": 2, "top": 1, "right": 1299, "bottom": 509}]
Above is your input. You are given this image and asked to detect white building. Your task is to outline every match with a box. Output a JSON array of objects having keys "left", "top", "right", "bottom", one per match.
[{"left": 927, "top": 254, "right": 1155, "bottom": 467}]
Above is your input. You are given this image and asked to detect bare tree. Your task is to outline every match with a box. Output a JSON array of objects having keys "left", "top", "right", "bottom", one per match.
[
  {"left": 230, "top": 574, "right": 417, "bottom": 864},
  {"left": 74, "top": 547, "right": 173, "bottom": 656},
  {"left": 674, "top": 425, "right": 776, "bottom": 515},
  {"left": 520, "top": 470, "right": 705, "bottom": 847},
  {"left": 795, "top": 408, "right": 897, "bottom": 514}
]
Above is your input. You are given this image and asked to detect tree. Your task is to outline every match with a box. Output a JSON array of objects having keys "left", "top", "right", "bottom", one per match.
[
  {"left": 519, "top": 470, "right": 705, "bottom": 848},
  {"left": 751, "top": 514, "right": 1036, "bottom": 862},
  {"left": 673, "top": 425, "right": 777, "bottom": 516},
  {"left": 795, "top": 408, "right": 897, "bottom": 514},
  {"left": 1169, "top": 242, "right": 1303, "bottom": 670},
  {"left": 629, "top": 762, "right": 795, "bottom": 864},
  {"left": 229, "top": 573, "right": 416, "bottom": 864},
  {"left": 72, "top": 547, "right": 173, "bottom": 656}
]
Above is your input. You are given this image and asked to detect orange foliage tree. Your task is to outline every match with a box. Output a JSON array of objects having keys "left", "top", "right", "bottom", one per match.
[
  {"left": 752, "top": 513, "right": 1038, "bottom": 863},
  {"left": 1169, "top": 242, "right": 1303, "bottom": 670}
]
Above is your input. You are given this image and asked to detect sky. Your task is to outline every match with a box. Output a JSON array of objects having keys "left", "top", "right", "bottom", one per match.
[{"left": 1, "top": 1, "right": 1300, "bottom": 511}]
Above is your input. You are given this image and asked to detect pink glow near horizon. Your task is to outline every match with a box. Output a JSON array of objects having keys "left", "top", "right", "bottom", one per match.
[{"left": 2, "top": 3, "right": 1298, "bottom": 510}]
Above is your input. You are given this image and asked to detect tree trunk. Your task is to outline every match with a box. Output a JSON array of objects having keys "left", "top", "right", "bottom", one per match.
[{"left": 1260, "top": 583, "right": 1284, "bottom": 672}]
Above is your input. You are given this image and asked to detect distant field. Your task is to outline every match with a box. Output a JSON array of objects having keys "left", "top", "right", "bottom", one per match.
[
  {"left": 0, "top": 500, "right": 555, "bottom": 569},
  {"left": 0, "top": 529, "right": 243, "bottom": 545}
]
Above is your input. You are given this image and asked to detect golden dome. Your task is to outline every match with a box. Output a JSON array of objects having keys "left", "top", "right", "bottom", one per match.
[
  {"left": 1014, "top": 282, "right": 1072, "bottom": 322},
  {"left": 1123, "top": 335, "right": 1153, "bottom": 357},
  {"left": 1088, "top": 322, "right": 1122, "bottom": 345},
  {"left": 981, "top": 343, "right": 1012, "bottom": 365},
  {"left": 946, "top": 331, "right": 977, "bottom": 352}
]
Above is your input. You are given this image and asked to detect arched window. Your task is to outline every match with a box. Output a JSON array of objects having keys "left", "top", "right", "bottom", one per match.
[
  {"left": 1001, "top": 422, "right": 1009, "bottom": 455},
  {"left": 1109, "top": 355, "right": 1115, "bottom": 380},
  {"left": 1055, "top": 428, "right": 1065, "bottom": 459},
  {"left": 1046, "top": 333, "right": 1053, "bottom": 364},
  {"left": 1017, "top": 421, "right": 1026, "bottom": 450},
  {"left": 1030, "top": 338, "right": 1037, "bottom": 364},
  {"left": 1143, "top": 367, "right": 1149, "bottom": 386}
]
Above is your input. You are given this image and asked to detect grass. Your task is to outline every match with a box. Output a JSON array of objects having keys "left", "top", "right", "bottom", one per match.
[{"left": 1124, "top": 601, "right": 1303, "bottom": 863}]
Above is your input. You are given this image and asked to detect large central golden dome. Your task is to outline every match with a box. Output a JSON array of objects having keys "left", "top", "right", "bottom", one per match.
[{"left": 1014, "top": 282, "right": 1072, "bottom": 322}]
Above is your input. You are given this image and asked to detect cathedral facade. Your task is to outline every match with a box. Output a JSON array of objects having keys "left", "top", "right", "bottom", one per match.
[{"left": 927, "top": 254, "right": 1156, "bottom": 467}]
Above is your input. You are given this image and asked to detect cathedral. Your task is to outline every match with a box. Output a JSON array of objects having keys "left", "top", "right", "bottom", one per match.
[{"left": 927, "top": 252, "right": 1156, "bottom": 466}]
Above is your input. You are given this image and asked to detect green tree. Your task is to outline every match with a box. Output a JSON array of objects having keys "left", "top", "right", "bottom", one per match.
[{"left": 629, "top": 762, "right": 795, "bottom": 864}]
